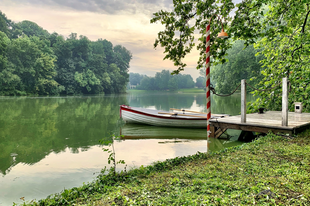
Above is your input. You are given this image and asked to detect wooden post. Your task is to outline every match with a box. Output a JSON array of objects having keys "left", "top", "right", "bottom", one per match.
[
  {"left": 282, "top": 77, "right": 288, "bottom": 126},
  {"left": 241, "top": 79, "right": 246, "bottom": 123}
]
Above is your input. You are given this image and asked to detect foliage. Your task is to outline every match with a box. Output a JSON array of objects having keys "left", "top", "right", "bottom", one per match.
[
  {"left": 128, "top": 72, "right": 146, "bottom": 86},
  {"left": 0, "top": 11, "right": 21, "bottom": 39},
  {"left": 241, "top": 1, "right": 310, "bottom": 112},
  {"left": 0, "top": 32, "right": 60, "bottom": 95},
  {"left": 150, "top": 0, "right": 235, "bottom": 74},
  {"left": 0, "top": 12, "right": 132, "bottom": 96},
  {"left": 211, "top": 40, "right": 264, "bottom": 94},
  {"left": 137, "top": 69, "right": 195, "bottom": 91},
  {"left": 152, "top": 0, "right": 310, "bottom": 111},
  {"left": 195, "top": 76, "right": 205, "bottom": 89},
  {"left": 52, "top": 34, "right": 131, "bottom": 95},
  {"left": 16, "top": 20, "right": 49, "bottom": 38},
  {"left": 25, "top": 131, "right": 310, "bottom": 205},
  {"left": 99, "top": 135, "right": 126, "bottom": 176}
]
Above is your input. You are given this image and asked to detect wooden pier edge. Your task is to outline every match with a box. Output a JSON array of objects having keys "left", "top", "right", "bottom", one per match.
[
  {"left": 210, "top": 125, "right": 227, "bottom": 138},
  {"left": 211, "top": 121, "right": 293, "bottom": 135}
]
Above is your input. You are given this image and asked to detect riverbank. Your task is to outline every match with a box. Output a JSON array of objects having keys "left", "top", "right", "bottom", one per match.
[{"left": 26, "top": 131, "right": 310, "bottom": 205}]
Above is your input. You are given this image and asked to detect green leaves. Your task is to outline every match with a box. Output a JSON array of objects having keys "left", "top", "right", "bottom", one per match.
[
  {"left": 151, "top": 0, "right": 234, "bottom": 74},
  {"left": 211, "top": 40, "right": 264, "bottom": 94},
  {"left": 99, "top": 134, "right": 126, "bottom": 176},
  {"left": 137, "top": 69, "right": 195, "bottom": 90},
  {"left": 0, "top": 12, "right": 132, "bottom": 96},
  {"left": 244, "top": 1, "right": 310, "bottom": 112}
]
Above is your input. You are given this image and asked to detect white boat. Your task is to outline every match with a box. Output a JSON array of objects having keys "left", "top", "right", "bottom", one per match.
[{"left": 120, "top": 105, "right": 228, "bottom": 128}]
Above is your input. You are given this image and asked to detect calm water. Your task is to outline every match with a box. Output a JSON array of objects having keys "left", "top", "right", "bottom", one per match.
[{"left": 0, "top": 91, "right": 256, "bottom": 205}]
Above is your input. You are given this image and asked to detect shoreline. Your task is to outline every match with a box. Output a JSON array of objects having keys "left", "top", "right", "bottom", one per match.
[{"left": 25, "top": 131, "right": 310, "bottom": 205}]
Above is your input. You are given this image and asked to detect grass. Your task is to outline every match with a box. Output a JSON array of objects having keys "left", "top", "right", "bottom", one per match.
[{"left": 24, "top": 131, "right": 310, "bottom": 205}]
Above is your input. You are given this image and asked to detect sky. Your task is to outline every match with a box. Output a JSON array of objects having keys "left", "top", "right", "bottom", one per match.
[{"left": 0, "top": 0, "right": 240, "bottom": 80}]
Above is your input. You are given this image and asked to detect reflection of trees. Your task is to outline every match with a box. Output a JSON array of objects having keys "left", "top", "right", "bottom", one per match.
[
  {"left": 127, "top": 92, "right": 195, "bottom": 111},
  {"left": 196, "top": 93, "right": 257, "bottom": 115},
  {"left": 0, "top": 95, "right": 127, "bottom": 175}
]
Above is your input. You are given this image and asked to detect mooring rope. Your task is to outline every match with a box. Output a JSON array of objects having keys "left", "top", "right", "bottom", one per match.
[{"left": 210, "top": 80, "right": 288, "bottom": 97}]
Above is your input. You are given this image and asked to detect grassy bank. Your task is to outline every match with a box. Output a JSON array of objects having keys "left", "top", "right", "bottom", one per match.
[{"left": 26, "top": 131, "right": 310, "bottom": 205}]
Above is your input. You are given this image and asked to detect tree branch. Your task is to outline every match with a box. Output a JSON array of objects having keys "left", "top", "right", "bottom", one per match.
[{"left": 301, "top": 9, "right": 310, "bottom": 33}]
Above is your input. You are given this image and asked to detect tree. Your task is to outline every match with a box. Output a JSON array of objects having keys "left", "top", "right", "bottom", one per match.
[
  {"left": 0, "top": 12, "right": 132, "bottom": 96},
  {"left": 0, "top": 31, "right": 22, "bottom": 95},
  {"left": 16, "top": 20, "right": 50, "bottom": 38},
  {"left": 0, "top": 11, "right": 21, "bottom": 39},
  {"left": 139, "top": 76, "right": 156, "bottom": 90},
  {"left": 177, "top": 74, "right": 195, "bottom": 89},
  {"left": 74, "top": 69, "right": 101, "bottom": 93},
  {"left": 155, "top": 70, "right": 170, "bottom": 90},
  {"left": 0, "top": 31, "right": 9, "bottom": 69},
  {"left": 151, "top": 0, "right": 235, "bottom": 74},
  {"left": 196, "top": 76, "right": 205, "bottom": 89},
  {"left": 168, "top": 76, "right": 178, "bottom": 90},
  {"left": 6, "top": 35, "right": 60, "bottom": 95},
  {"left": 232, "top": 1, "right": 310, "bottom": 112},
  {"left": 152, "top": 0, "right": 310, "bottom": 111},
  {"left": 0, "top": 11, "right": 10, "bottom": 37},
  {"left": 129, "top": 73, "right": 145, "bottom": 86},
  {"left": 211, "top": 40, "right": 264, "bottom": 94},
  {"left": 136, "top": 70, "right": 195, "bottom": 91}
]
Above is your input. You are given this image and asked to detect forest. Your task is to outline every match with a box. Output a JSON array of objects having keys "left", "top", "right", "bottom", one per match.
[
  {"left": 0, "top": 11, "right": 131, "bottom": 95},
  {"left": 128, "top": 70, "right": 197, "bottom": 90},
  {"left": 129, "top": 40, "right": 265, "bottom": 93}
]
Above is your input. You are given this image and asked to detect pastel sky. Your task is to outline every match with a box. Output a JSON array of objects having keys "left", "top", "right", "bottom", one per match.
[{"left": 0, "top": 0, "right": 241, "bottom": 80}]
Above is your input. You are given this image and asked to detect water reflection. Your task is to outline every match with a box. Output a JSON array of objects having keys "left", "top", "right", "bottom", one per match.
[
  {"left": 120, "top": 124, "right": 242, "bottom": 151},
  {"left": 126, "top": 92, "right": 195, "bottom": 111},
  {"left": 0, "top": 95, "right": 126, "bottom": 176},
  {"left": 127, "top": 91, "right": 256, "bottom": 115},
  {"left": 0, "top": 92, "right": 255, "bottom": 205}
]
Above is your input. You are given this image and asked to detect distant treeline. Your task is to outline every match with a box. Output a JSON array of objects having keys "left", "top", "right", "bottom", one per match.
[
  {"left": 129, "top": 70, "right": 204, "bottom": 90},
  {"left": 0, "top": 11, "right": 131, "bottom": 95}
]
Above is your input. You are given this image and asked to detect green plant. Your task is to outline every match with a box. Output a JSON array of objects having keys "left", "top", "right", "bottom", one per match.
[{"left": 99, "top": 134, "right": 126, "bottom": 176}]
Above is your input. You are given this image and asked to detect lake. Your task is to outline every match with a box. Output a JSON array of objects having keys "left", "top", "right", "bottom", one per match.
[{"left": 0, "top": 91, "right": 256, "bottom": 205}]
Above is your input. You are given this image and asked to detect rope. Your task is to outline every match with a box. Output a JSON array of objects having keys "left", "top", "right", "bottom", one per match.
[
  {"left": 210, "top": 80, "right": 287, "bottom": 96},
  {"left": 210, "top": 83, "right": 241, "bottom": 97}
]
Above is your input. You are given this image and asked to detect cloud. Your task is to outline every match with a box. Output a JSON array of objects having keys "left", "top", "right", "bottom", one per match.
[
  {"left": 0, "top": 0, "right": 244, "bottom": 80},
  {"left": 6, "top": 0, "right": 172, "bottom": 16}
]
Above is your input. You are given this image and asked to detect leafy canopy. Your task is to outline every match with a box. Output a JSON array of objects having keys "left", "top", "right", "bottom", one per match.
[
  {"left": 151, "top": 0, "right": 235, "bottom": 74},
  {"left": 0, "top": 11, "right": 132, "bottom": 96},
  {"left": 152, "top": 0, "right": 310, "bottom": 111}
]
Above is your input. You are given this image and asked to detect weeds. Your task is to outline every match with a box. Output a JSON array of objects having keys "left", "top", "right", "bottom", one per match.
[
  {"left": 24, "top": 131, "right": 310, "bottom": 205},
  {"left": 99, "top": 134, "right": 126, "bottom": 176}
]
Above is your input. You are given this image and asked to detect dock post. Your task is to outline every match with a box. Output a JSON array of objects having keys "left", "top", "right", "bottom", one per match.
[
  {"left": 282, "top": 77, "right": 288, "bottom": 126},
  {"left": 241, "top": 79, "right": 246, "bottom": 123}
]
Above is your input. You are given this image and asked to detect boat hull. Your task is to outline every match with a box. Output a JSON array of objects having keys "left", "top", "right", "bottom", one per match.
[{"left": 120, "top": 105, "right": 209, "bottom": 128}]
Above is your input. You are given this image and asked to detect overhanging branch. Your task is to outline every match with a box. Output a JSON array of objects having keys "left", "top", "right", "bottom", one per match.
[{"left": 302, "top": 9, "right": 310, "bottom": 33}]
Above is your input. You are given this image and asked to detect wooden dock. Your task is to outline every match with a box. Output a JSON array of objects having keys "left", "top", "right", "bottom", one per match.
[{"left": 210, "top": 111, "right": 310, "bottom": 137}]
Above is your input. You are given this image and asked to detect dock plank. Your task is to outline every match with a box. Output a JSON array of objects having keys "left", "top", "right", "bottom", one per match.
[{"left": 210, "top": 111, "right": 310, "bottom": 134}]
